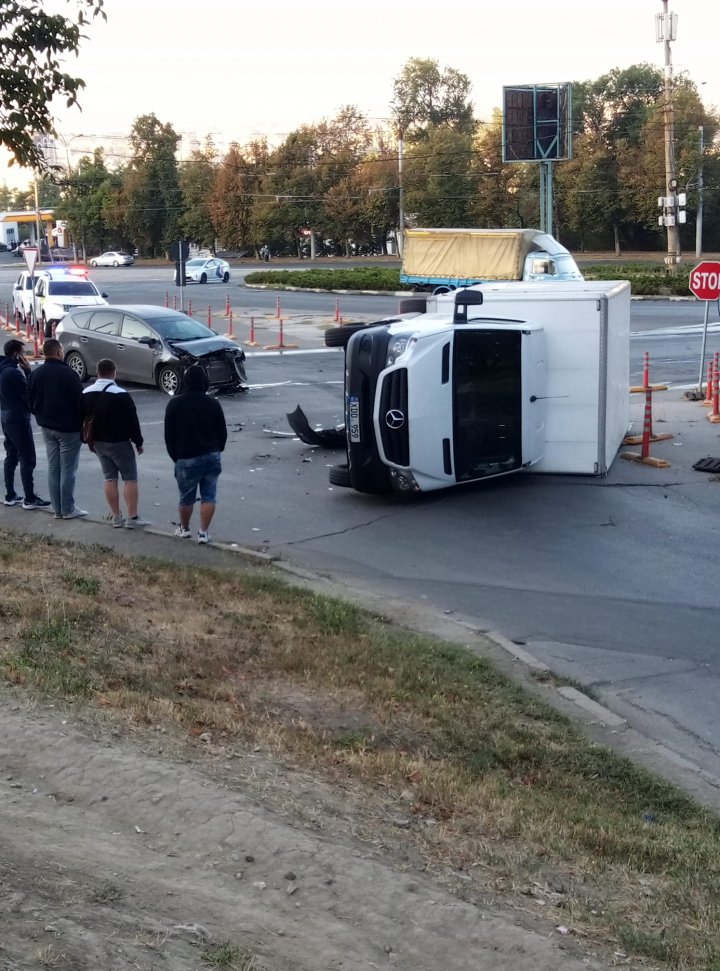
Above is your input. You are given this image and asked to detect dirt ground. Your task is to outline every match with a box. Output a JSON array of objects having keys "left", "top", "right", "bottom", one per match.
[{"left": 0, "top": 695, "right": 612, "bottom": 971}]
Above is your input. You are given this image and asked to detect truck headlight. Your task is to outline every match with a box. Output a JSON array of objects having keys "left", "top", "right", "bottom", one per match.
[
  {"left": 389, "top": 468, "right": 420, "bottom": 493},
  {"left": 386, "top": 336, "right": 410, "bottom": 366}
]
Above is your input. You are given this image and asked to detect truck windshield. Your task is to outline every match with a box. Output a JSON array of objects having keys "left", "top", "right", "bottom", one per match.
[{"left": 452, "top": 330, "right": 522, "bottom": 481}]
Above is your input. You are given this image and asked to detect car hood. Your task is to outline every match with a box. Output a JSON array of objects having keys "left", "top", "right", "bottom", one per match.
[
  {"left": 173, "top": 336, "right": 241, "bottom": 356},
  {"left": 52, "top": 295, "right": 106, "bottom": 306}
]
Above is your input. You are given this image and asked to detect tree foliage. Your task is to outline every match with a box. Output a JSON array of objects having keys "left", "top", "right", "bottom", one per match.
[
  {"left": 122, "top": 114, "right": 180, "bottom": 256},
  {"left": 179, "top": 137, "right": 217, "bottom": 247},
  {"left": 392, "top": 58, "right": 475, "bottom": 141},
  {"left": 0, "top": 0, "right": 106, "bottom": 169},
  {"left": 26, "top": 58, "right": 720, "bottom": 258}
]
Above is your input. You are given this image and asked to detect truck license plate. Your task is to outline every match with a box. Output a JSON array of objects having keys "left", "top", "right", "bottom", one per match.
[{"left": 348, "top": 395, "right": 360, "bottom": 442}]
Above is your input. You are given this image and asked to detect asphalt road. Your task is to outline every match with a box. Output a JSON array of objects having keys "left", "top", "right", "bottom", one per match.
[
  {"left": 2, "top": 261, "right": 720, "bottom": 797},
  {"left": 5, "top": 259, "right": 719, "bottom": 386}
]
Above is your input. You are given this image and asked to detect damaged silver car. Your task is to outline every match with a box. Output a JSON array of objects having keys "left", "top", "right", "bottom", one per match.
[{"left": 56, "top": 305, "right": 248, "bottom": 396}]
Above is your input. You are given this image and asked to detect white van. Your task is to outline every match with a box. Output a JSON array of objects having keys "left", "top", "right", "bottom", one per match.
[{"left": 326, "top": 281, "right": 630, "bottom": 496}]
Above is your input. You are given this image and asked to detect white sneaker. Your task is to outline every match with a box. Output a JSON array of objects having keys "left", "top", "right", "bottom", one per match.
[
  {"left": 63, "top": 508, "right": 88, "bottom": 520},
  {"left": 197, "top": 530, "right": 209, "bottom": 544},
  {"left": 174, "top": 526, "right": 192, "bottom": 539},
  {"left": 124, "top": 516, "right": 149, "bottom": 529}
]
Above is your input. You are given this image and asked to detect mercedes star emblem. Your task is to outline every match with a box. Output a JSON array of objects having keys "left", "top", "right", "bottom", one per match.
[{"left": 385, "top": 409, "right": 405, "bottom": 430}]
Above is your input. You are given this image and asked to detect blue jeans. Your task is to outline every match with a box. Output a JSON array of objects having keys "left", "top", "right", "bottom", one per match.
[
  {"left": 2, "top": 410, "right": 36, "bottom": 500},
  {"left": 42, "top": 428, "right": 82, "bottom": 516},
  {"left": 174, "top": 451, "right": 222, "bottom": 506}
]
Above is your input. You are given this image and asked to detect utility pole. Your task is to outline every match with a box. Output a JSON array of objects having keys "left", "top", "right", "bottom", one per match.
[
  {"left": 696, "top": 125, "right": 704, "bottom": 258},
  {"left": 397, "top": 131, "right": 405, "bottom": 258},
  {"left": 656, "top": 0, "right": 680, "bottom": 272},
  {"left": 33, "top": 178, "right": 43, "bottom": 265}
]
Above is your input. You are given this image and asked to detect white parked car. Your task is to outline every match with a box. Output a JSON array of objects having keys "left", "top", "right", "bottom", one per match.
[
  {"left": 34, "top": 267, "right": 108, "bottom": 338},
  {"left": 12, "top": 269, "right": 43, "bottom": 319},
  {"left": 90, "top": 251, "right": 134, "bottom": 267},
  {"left": 174, "top": 257, "right": 230, "bottom": 285}
]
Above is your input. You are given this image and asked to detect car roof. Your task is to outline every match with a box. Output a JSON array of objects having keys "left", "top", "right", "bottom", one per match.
[{"left": 69, "top": 305, "right": 192, "bottom": 318}]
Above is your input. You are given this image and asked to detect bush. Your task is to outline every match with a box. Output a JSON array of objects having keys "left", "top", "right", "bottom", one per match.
[
  {"left": 245, "top": 264, "right": 695, "bottom": 297},
  {"left": 583, "top": 263, "right": 692, "bottom": 296},
  {"left": 245, "top": 267, "right": 408, "bottom": 291}
]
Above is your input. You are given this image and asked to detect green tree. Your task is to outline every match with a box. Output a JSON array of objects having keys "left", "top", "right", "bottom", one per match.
[
  {"left": 405, "top": 127, "right": 476, "bottom": 226},
  {"left": 392, "top": 58, "right": 475, "bottom": 142},
  {"left": 211, "top": 142, "right": 257, "bottom": 251},
  {"left": 122, "top": 114, "right": 180, "bottom": 256},
  {"left": 56, "top": 149, "right": 125, "bottom": 256},
  {"left": 179, "top": 137, "right": 217, "bottom": 247},
  {"left": 0, "top": 0, "right": 105, "bottom": 169}
]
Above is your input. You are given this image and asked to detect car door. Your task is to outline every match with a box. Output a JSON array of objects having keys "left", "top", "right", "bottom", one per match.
[
  {"left": 80, "top": 309, "right": 124, "bottom": 375},
  {"left": 33, "top": 276, "right": 47, "bottom": 323},
  {"left": 117, "top": 314, "right": 159, "bottom": 383},
  {"left": 13, "top": 274, "right": 26, "bottom": 315}
]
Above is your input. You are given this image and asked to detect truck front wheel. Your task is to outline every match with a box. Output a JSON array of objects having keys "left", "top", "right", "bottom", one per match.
[{"left": 325, "top": 323, "right": 370, "bottom": 348}]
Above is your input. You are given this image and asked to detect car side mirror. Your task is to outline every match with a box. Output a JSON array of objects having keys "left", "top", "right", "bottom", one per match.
[
  {"left": 101, "top": 292, "right": 109, "bottom": 298},
  {"left": 137, "top": 336, "right": 158, "bottom": 347}
]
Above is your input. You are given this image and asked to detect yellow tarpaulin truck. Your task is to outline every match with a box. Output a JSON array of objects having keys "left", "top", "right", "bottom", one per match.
[{"left": 400, "top": 228, "right": 583, "bottom": 293}]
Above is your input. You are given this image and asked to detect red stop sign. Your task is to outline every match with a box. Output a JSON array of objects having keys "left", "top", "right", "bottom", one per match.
[{"left": 689, "top": 261, "right": 720, "bottom": 301}]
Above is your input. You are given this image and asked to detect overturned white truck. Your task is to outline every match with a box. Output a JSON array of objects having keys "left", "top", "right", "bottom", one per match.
[{"left": 324, "top": 280, "right": 631, "bottom": 496}]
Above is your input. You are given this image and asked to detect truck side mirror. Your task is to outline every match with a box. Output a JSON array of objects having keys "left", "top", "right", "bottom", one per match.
[{"left": 453, "top": 288, "right": 484, "bottom": 324}]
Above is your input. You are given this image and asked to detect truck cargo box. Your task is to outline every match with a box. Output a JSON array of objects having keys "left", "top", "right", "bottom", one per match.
[{"left": 432, "top": 280, "right": 631, "bottom": 475}]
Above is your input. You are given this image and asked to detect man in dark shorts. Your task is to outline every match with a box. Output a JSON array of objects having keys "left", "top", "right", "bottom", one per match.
[
  {"left": 164, "top": 365, "right": 227, "bottom": 544},
  {"left": 82, "top": 358, "right": 148, "bottom": 528}
]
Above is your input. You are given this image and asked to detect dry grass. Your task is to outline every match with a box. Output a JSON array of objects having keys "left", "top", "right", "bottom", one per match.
[{"left": 0, "top": 529, "right": 719, "bottom": 970}]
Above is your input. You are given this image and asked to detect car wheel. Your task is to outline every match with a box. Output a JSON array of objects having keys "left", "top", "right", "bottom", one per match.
[
  {"left": 199, "top": 273, "right": 207, "bottom": 284},
  {"left": 90, "top": 260, "right": 98, "bottom": 267},
  {"left": 324, "top": 323, "right": 371, "bottom": 348},
  {"left": 157, "top": 364, "right": 181, "bottom": 396},
  {"left": 112, "top": 260, "right": 119, "bottom": 267},
  {"left": 42, "top": 314, "right": 53, "bottom": 339},
  {"left": 329, "top": 463, "right": 352, "bottom": 488},
  {"left": 222, "top": 271, "right": 230, "bottom": 283},
  {"left": 64, "top": 351, "right": 88, "bottom": 382}
]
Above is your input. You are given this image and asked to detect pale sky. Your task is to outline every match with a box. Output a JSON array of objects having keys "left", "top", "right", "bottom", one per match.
[{"left": 2, "top": 0, "right": 718, "bottom": 188}]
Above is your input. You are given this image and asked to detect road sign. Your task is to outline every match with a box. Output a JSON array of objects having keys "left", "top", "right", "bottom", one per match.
[
  {"left": 22, "top": 246, "right": 38, "bottom": 274},
  {"left": 689, "top": 261, "right": 720, "bottom": 301},
  {"left": 169, "top": 240, "right": 190, "bottom": 261}
]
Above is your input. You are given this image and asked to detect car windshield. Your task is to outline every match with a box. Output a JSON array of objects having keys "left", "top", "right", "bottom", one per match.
[
  {"left": 48, "top": 281, "right": 98, "bottom": 296},
  {"left": 186, "top": 259, "right": 205, "bottom": 267},
  {"left": 149, "top": 315, "right": 215, "bottom": 341},
  {"left": 452, "top": 329, "right": 522, "bottom": 481}
]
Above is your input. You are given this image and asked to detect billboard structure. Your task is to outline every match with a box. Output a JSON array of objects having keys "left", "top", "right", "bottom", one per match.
[{"left": 502, "top": 84, "right": 573, "bottom": 236}]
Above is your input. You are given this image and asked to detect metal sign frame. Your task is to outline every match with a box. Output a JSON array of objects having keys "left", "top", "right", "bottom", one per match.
[{"left": 502, "top": 83, "right": 573, "bottom": 163}]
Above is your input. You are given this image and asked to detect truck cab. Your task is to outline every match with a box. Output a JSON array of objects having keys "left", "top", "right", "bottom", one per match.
[{"left": 336, "top": 291, "right": 546, "bottom": 496}]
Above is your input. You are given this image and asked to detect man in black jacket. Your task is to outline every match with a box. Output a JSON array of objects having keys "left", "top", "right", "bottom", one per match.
[
  {"left": 83, "top": 358, "right": 148, "bottom": 529},
  {"left": 164, "top": 365, "right": 227, "bottom": 544},
  {"left": 27, "top": 339, "right": 86, "bottom": 519},
  {"left": 0, "top": 339, "right": 50, "bottom": 509}
]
